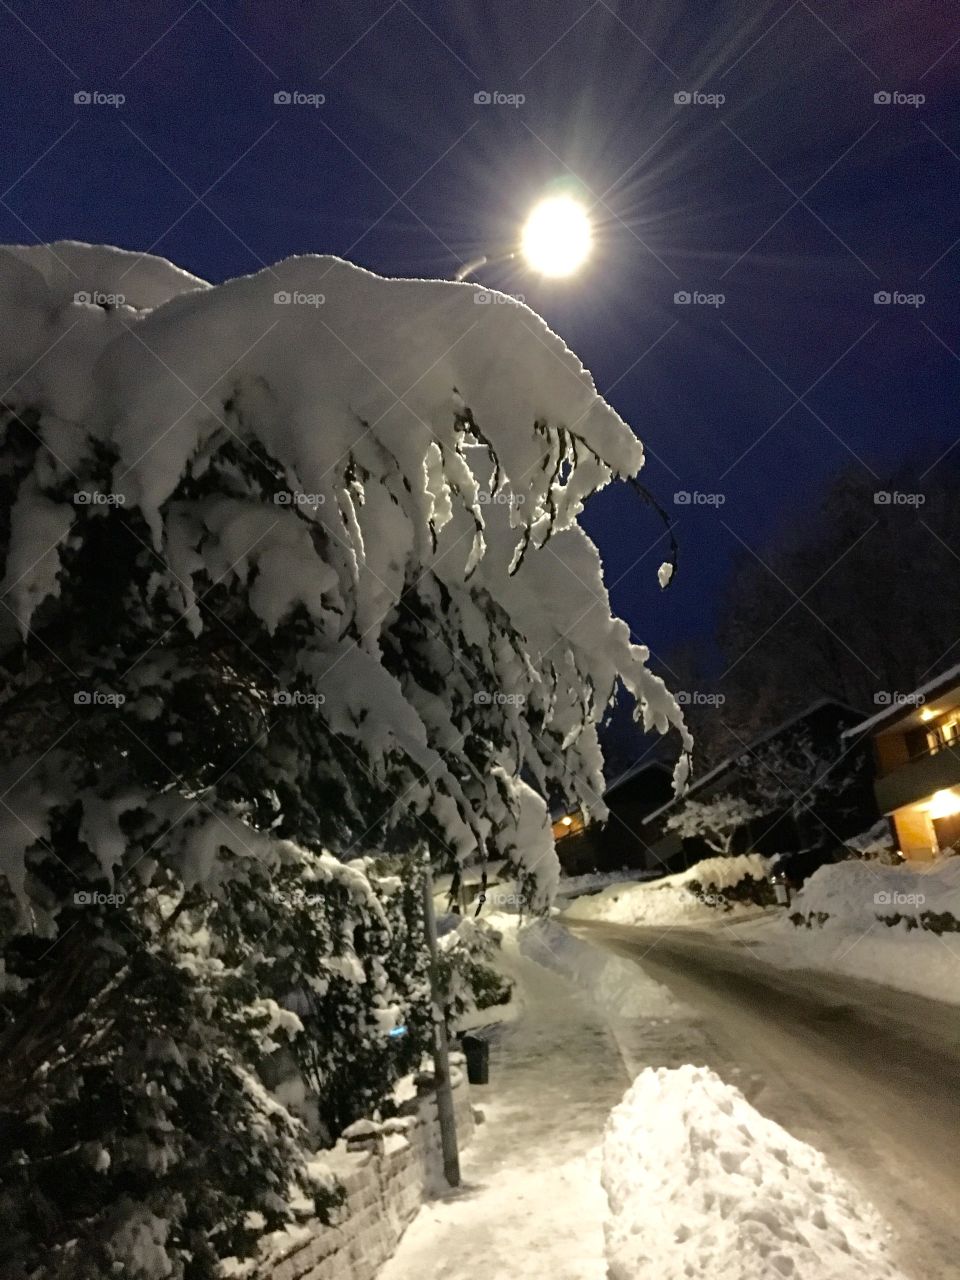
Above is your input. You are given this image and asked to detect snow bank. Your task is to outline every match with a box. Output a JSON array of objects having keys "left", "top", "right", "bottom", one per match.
[
  {"left": 519, "top": 918, "right": 684, "bottom": 1020},
  {"left": 743, "top": 857, "right": 960, "bottom": 1005},
  {"left": 793, "top": 856, "right": 960, "bottom": 930},
  {"left": 603, "top": 1064, "right": 906, "bottom": 1280},
  {"left": 565, "top": 854, "right": 772, "bottom": 927},
  {"left": 554, "top": 868, "right": 656, "bottom": 900}
]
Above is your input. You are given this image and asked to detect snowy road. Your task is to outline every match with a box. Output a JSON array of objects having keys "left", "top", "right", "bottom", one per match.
[{"left": 569, "top": 918, "right": 960, "bottom": 1280}]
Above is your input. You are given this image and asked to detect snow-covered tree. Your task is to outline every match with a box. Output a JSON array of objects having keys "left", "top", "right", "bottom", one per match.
[
  {"left": 0, "top": 243, "right": 689, "bottom": 1278},
  {"left": 746, "top": 729, "right": 857, "bottom": 818},
  {"left": 665, "top": 794, "right": 763, "bottom": 855}
]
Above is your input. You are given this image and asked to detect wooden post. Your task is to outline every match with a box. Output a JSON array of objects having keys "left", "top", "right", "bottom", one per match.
[{"left": 421, "top": 855, "right": 461, "bottom": 1187}]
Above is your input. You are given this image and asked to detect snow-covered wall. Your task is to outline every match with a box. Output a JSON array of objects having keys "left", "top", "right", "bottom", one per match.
[{"left": 262, "top": 1076, "right": 474, "bottom": 1280}]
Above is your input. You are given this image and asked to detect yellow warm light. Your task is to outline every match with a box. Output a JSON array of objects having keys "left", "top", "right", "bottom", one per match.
[
  {"left": 521, "top": 196, "right": 592, "bottom": 277},
  {"left": 925, "top": 789, "right": 960, "bottom": 819},
  {"left": 561, "top": 815, "right": 573, "bottom": 826},
  {"left": 920, "top": 707, "right": 937, "bottom": 721}
]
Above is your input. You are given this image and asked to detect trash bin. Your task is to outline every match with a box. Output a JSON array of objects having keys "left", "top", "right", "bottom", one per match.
[{"left": 461, "top": 1033, "right": 490, "bottom": 1085}]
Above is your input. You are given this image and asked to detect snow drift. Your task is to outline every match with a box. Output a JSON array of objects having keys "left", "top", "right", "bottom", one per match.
[
  {"left": 744, "top": 856, "right": 960, "bottom": 1005},
  {"left": 603, "top": 1064, "right": 906, "bottom": 1280},
  {"left": 564, "top": 854, "right": 772, "bottom": 926}
]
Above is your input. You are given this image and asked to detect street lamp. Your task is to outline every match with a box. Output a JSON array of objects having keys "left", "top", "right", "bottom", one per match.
[
  {"left": 520, "top": 195, "right": 592, "bottom": 277},
  {"left": 456, "top": 193, "right": 593, "bottom": 282}
]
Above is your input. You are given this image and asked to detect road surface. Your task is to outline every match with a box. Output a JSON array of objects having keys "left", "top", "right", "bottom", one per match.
[{"left": 567, "top": 917, "right": 960, "bottom": 1280}]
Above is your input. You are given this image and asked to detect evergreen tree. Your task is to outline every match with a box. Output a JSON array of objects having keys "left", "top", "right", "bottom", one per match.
[{"left": 0, "top": 243, "right": 688, "bottom": 1278}]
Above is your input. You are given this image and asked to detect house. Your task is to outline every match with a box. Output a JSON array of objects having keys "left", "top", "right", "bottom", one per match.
[
  {"left": 551, "top": 761, "right": 674, "bottom": 875},
  {"left": 643, "top": 699, "right": 873, "bottom": 875},
  {"left": 842, "top": 665, "right": 960, "bottom": 860}
]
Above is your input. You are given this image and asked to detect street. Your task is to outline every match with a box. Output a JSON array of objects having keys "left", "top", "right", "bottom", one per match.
[{"left": 568, "top": 918, "right": 960, "bottom": 1280}]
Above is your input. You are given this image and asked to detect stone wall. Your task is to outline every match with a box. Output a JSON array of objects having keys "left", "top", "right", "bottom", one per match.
[{"left": 265, "top": 1072, "right": 475, "bottom": 1280}]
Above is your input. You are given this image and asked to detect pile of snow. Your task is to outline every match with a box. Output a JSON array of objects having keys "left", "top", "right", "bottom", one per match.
[
  {"left": 603, "top": 1064, "right": 906, "bottom": 1280},
  {"left": 667, "top": 853, "right": 772, "bottom": 893},
  {"left": 737, "top": 856, "right": 960, "bottom": 1005},
  {"left": 843, "top": 819, "right": 898, "bottom": 861},
  {"left": 565, "top": 854, "right": 772, "bottom": 927},
  {"left": 519, "top": 919, "right": 684, "bottom": 1021},
  {"left": 792, "top": 856, "right": 960, "bottom": 930}
]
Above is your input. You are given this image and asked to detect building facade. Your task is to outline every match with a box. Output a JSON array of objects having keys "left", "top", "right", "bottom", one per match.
[{"left": 844, "top": 666, "right": 960, "bottom": 860}]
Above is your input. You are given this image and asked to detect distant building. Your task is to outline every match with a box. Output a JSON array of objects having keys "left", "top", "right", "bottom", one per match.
[
  {"left": 643, "top": 700, "right": 872, "bottom": 876},
  {"left": 842, "top": 665, "right": 960, "bottom": 860},
  {"left": 552, "top": 700, "right": 877, "bottom": 879},
  {"left": 551, "top": 761, "right": 674, "bottom": 875}
]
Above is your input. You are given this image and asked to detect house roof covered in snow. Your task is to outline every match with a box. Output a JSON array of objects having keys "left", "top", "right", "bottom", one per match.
[{"left": 841, "top": 663, "right": 960, "bottom": 740}]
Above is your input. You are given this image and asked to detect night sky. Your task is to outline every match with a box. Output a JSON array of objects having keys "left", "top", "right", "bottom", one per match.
[{"left": 1, "top": 0, "right": 958, "bottom": 685}]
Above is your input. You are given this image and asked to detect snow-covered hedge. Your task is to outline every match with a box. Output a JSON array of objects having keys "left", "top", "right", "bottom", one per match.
[
  {"left": 679, "top": 852, "right": 774, "bottom": 909},
  {"left": 564, "top": 854, "right": 773, "bottom": 926},
  {"left": 0, "top": 852, "right": 435, "bottom": 1280},
  {"left": 790, "top": 858, "right": 960, "bottom": 934},
  {"left": 438, "top": 917, "right": 513, "bottom": 1023},
  {"left": 0, "top": 243, "right": 687, "bottom": 1279}
]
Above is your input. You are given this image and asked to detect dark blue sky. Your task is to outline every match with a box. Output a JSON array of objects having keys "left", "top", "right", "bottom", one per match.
[{"left": 1, "top": 0, "right": 958, "bottom": 682}]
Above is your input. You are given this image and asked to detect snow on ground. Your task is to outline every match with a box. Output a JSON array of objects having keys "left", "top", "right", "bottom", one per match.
[
  {"left": 378, "top": 925, "right": 636, "bottom": 1280},
  {"left": 739, "top": 857, "right": 960, "bottom": 1006},
  {"left": 792, "top": 855, "right": 960, "bottom": 927},
  {"left": 603, "top": 1064, "right": 907, "bottom": 1280},
  {"left": 561, "top": 851, "right": 960, "bottom": 1006},
  {"left": 554, "top": 868, "right": 658, "bottom": 901},
  {"left": 380, "top": 918, "right": 908, "bottom": 1280},
  {"left": 563, "top": 854, "right": 771, "bottom": 927}
]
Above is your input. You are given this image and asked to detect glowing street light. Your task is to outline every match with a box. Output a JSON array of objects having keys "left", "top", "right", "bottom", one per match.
[
  {"left": 520, "top": 195, "right": 592, "bottom": 277},
  {"left": 455, "top": 191, "right": 593, "bottom": 282}
]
